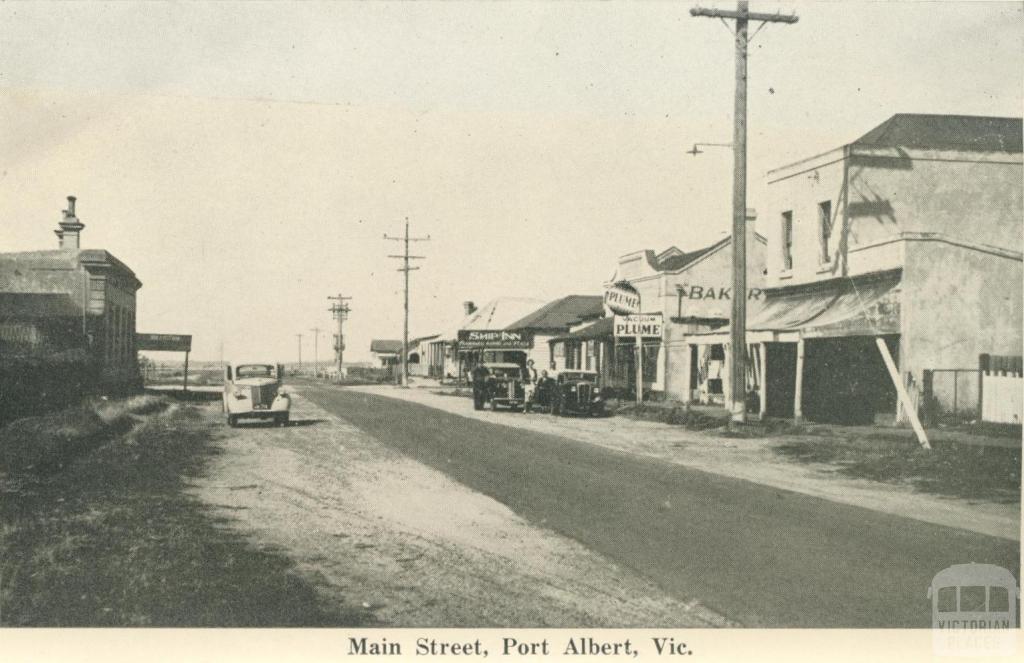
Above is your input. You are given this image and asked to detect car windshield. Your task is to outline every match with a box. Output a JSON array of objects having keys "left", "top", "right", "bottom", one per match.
[
  {"left": 562, "top": 372, "right": 596, "bottom": 382},
  {"left": 489, "top": 367, "right": 520, "bottom": 378},
  {"left": 235, "top": 364, "right": 275, "bottom": 379}
]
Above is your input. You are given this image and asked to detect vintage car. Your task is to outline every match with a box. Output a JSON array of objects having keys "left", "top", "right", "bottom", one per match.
[
  {"left": 551, "top": 370, "right": 605, "bottom": 417},
  {"left": 483, "top": 362, "right": 527, "bottom": 411},
  {"left": 223, "top": 362, "right": 290, "bottom": 426}
]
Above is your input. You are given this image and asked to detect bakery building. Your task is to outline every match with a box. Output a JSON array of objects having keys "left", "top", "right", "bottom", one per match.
[
  {"left": 550, "top": 214, "right": 767, "bottom": 400},
  {"left": 693, "top": 113, "right": 1022, "bottom": 424}
]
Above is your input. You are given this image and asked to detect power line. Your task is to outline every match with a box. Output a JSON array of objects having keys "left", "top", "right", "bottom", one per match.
[
  {"left": 690, "top": 1, "right": 798, "bottom": 424},
  {"left": 384, "top": 217, "right": 430, "bottom": 387}
]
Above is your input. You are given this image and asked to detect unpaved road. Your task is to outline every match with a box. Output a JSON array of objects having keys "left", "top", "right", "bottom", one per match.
[
  {"left": 190, "top": 393, "right": 728, "bottom": 627},
  {"left": 301, "top": 385, "right": 1019, "bottom": 628}
]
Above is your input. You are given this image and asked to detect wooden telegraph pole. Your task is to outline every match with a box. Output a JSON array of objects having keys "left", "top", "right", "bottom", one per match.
[
  {"left": 385, "top": 218, "right": 430, "bottom": 387},
  {"left": 690, "top": 1, "right": 797, "bottom": 423},
  {"left": 328, "top": 294, "right": 352, "bottom": 377},
  {"left": 295, "top": 333, "right": 303, "bottom": 373},
  {"left": 309, "top": 327, "right": 322, "bottom": 378}
]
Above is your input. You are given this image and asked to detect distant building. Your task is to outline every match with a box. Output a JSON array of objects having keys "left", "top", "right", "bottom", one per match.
[
  {"left": 370, "top": 339, "right": 403, "bottom": 368},
  {"left": 696, "top": 113, "right": 1022, "bottom": 423},
  {"left": 0, "top": 197, "right": 142, "bottom": 408}
]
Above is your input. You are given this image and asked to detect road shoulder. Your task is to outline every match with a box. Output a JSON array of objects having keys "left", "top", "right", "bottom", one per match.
[{"left": 191, "top": 392, "right": 731, "bottom": 627}]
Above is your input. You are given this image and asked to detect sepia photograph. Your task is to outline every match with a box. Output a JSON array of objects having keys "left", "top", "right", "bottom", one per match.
[{"left": 0, "top": 0, "right": 1021, "bottom": 659}]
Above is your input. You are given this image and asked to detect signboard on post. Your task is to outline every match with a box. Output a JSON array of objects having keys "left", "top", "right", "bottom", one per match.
[
  {"left": 137, "top": 333, "right": 193, "bottom": 392},
  {"left": 612, "top": 313, "right": 661, "bottom": 406},
  {"left": 457, "top": 329, "right": 534, "bottom": 350},
  {"left": 137, "top": 333, "right": 192, "bottom": 352},
  {"left": 613, "top": 314, "right": 663, "bottom": 338}
]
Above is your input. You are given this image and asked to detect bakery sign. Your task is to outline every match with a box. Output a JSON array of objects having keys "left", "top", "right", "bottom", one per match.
[
  {"left": 604, "top": 281, "right": 641, "bottom": 315},
  {"left": 457, "top": 329, "right": 534, "bottom": 350}
]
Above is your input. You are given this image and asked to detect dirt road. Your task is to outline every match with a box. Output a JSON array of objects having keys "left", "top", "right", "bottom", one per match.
[{"left": 190, "top": 393, "right": 728, "bottom": 627}]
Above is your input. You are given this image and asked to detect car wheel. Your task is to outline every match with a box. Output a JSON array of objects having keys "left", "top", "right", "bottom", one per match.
[
  {"left": 490, "top": 400, "right": 498, "bottom": 411},
  {"left": 276, "top": 413, "right": 289, "bottom": 427},
  {"left": 227, "top": 414, "right": 238, "bottom": 427}
]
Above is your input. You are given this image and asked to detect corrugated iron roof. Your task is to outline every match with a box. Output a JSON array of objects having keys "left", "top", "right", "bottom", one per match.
[
  {"left": 854, "top": 114, "right": 1022, "bottom": 152},
  {"left": 506, "top": 295, "right": 604, "bottom": 331}
]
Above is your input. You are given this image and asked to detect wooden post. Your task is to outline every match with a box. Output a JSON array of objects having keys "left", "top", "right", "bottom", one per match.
[
  {"left": 876, "top": 337, "right": 930, "bottom": 450},
  {"left": 182, "top": 350, "right": 189, "bottom": 394},
  {"left": 758, "top": 342, "right": 767, "bottom": 420},
  {"left": 690, "top": 2, "right": 798, "bottom": 423},
  {"left": 978, "top": 353, "right": 989, "bottom": 423},
  {"left": 635, "top": 335, "right": 643, "bottom": 406},
  {"left": 922, "top": 369, "right": 934, "bottom": 426},
  {"left": 793, "top": 339, "right": 804, "bottom": 422}
]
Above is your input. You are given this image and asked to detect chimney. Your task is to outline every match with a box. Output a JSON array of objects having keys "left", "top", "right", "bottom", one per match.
[
  {"left": 463, "top": 301, "right": 477, "bottom": 316},
  {"left": 54, "top": 195, "right": 85, "bottom": 250}
]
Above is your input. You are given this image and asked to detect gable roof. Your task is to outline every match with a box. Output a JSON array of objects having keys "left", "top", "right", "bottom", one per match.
[
  {"left": 853, "top": 114, "right": 1022, "bottom": 153},
  {"left": 440, "top": 297, "right": 547, "bottom": 341},
  {"left": 549, "top": 316, "right": 614, "bottom": 343},
  {"left": 506, "top": 295, "right": 605, "bottom": 331},
  {"left": 370, "top": 339, "right": 402, "bottom": 354},
  {"left": 656, "top": 237, "right": 730, "bottom": 272}
]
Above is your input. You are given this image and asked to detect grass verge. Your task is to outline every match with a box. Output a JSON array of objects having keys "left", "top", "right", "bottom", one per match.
[
  {"left": 0, "top": 397, "right": 370, "bottom": 626},
  {"left": 773, "top": 437, "right": 1021, "bottom": 504}
]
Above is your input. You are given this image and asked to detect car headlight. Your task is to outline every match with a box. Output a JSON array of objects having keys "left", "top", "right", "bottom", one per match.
[{"left": 233, "top": 387, "right": 248, "bottom": 399}]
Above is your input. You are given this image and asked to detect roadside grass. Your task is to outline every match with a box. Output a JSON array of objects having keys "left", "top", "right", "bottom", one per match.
[
  {"left": 0, "top": 397, "right": 370, "bottom": 626},
  {"left": 773, "top": 436, "right": 1021, "bottom": 504}
]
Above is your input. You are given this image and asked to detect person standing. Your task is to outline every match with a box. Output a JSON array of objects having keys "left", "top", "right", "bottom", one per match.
[
  {"left": 471, "top": 362, "right": 490, "bottom": 410},
  {"left": 522, "top": 359, "right": 539, "bottom": 413}
]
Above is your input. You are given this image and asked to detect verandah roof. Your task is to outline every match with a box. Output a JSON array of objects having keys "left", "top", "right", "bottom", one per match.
[{"left": 692, "top": 270, "right": 902, "bottom": 342}]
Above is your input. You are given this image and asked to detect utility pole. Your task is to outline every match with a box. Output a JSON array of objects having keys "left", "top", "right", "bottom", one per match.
[
  {"left": 385, "top": 217, "right": 430, "bottom": 387},
  {"left": 690, "top": 1, "right": 797, "bottom": 423},
  {"left": 328, "top": 294, "right": 352, "bottom": 377},
  {"left": 295, "top": 333, "right": 303, "bottom": 373},
  {"left": 309, "top": 327, "right": 322, "bottom": 378}
]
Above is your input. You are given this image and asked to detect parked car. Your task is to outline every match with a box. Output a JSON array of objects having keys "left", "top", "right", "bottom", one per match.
[
  {"left": 223, "top": 361, "right": 290, "bottom": 426},
  {"left": 551, "top": 370, "right": 605, "bottom": 417},
  {"left": 483, "top": 362, "right": 526, "bottom": 411}
]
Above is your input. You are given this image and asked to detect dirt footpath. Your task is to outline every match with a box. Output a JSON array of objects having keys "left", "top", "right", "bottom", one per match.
[
  {"left": 345, "top": 385, "right": 1019, "bottom": 541},
  {"left": 189, "top": 393, "right": 729, "bottom": 627}
]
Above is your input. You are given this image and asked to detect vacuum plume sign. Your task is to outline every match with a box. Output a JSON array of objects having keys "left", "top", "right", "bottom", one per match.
[{"left": 613, "top": 314, "right": 663, "bottom": 338}]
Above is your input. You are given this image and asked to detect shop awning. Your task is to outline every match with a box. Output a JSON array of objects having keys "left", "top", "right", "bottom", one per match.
[
  {"left": 749, "top": 270, "right": 902, "bottom": 337},
  {"left": 689, "top": 271, "right": 902, "bottom": 344},
  {"left": 549, "top": 317, "right": 613, "bottom": 343}
]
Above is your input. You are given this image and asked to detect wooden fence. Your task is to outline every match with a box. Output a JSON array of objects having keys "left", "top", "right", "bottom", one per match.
[{"left": 980, "top": 354, "right": 1022, "bottom": 425}]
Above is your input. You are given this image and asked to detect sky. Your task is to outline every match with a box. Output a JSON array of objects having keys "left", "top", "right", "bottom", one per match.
[{"left": 1, "top": 1, "right": 1020, "bottom": 362}]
